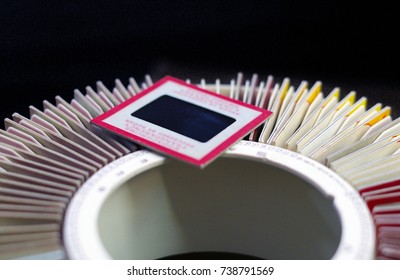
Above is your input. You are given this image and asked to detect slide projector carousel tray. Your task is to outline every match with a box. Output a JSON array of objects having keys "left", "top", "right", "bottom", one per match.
[{"left": 0, "top": 73, "right": 399, "bottom": 260}]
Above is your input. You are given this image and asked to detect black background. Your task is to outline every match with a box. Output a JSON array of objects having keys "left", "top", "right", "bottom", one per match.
[{"left": 1, "top": 1, "right": 399, "bottom": 127}]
